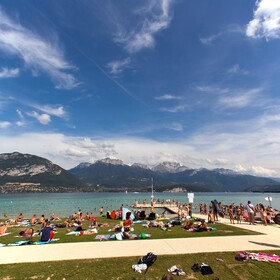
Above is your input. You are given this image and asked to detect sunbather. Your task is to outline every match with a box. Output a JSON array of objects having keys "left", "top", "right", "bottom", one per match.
[
  {"left": 19, "top": 227, "right": 34, "bottom": 237},
  {"left": 0, "top": 224, "right": 7, "bottom": 235}
]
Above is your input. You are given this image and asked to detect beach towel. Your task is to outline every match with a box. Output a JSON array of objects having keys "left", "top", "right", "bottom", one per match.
[
  {"left": 133, "top": 221, "right": 146, "bottom": 224},
  {"left": 34, "top": 238, "right": 60, "bottom": 245},
  {"left": 8, "top": 240, "right": 31, "bottom": 246},
  {"left": 132, "top": 263, "right": 147, "bottom": 273},
  {"left": 248, "top": 252, "right": 280, "bottom": 264},
  {"left": 66, "top": 231, "right": 82, "bottom": 235},
  {"left": 94, "top": 234, "right": 110, "bottom": 241},
  {"left": 0, "top": 232, "right": 11, "bottom": 237}
]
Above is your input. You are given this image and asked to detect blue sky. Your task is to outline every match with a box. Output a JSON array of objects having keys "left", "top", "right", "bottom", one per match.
[{"left": 1, "top": 0, "right": 280, "bottom": 177}]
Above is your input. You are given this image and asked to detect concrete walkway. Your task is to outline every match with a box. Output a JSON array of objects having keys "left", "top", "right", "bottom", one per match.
[{"left": 1, "top": 215, "right": 279, "bottom": 265}]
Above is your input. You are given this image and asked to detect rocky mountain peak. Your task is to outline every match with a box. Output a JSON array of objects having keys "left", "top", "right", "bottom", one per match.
[{"left": 152, "top": 161, "right": 189, "bottom": 173}]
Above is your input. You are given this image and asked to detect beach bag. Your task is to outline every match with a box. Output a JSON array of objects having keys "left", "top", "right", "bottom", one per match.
[
  {"left": 200, "top": 264, "right": 214, "bottom": 275},
  {"left": 138, "top": 252, "right": 157, "bottom": 267},
  {"left": 274, "top": 214, "right": 280, "bottom": 224},
  {"left": 235, "top": 251, "right": 249, "bottom": 261}
]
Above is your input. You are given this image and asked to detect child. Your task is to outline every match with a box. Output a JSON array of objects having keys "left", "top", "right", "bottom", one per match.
[{"left": 236, "top": 206, "right": 242, "bottom": 224}]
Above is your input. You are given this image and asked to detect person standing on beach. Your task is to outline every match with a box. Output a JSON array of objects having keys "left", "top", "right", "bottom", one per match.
[
  {"left": 99, "top": 206, "right": 104, "bottom": 216},
  {"left": 259, "top": 203, "right": 267, "bottom": 226},
  {"left": 229, "top": 205, "right": 235, "bottom": 224},
  {"left": 246, "top": 201, "right": 255, "bottom": 225}
]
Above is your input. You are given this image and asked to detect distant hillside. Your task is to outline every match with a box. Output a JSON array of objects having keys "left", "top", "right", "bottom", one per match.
[
  {"left": 0, "top": 152, "right": 83, "bottom": 192},
  {"left": 245, "top": 184, "right": 280, "bottom": 193},
  {"left": 69, "top": 159, "right": 278, "bottom": 192}
]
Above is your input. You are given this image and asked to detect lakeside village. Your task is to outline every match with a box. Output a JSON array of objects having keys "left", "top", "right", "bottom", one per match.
[{"left": 0, "top": 182, "right": 186, "bottom": 193}]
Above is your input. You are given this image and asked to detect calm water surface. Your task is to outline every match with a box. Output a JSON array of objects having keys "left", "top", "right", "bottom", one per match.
[{"left": 0, "top": 192, "right": 279, "bottom": 218}]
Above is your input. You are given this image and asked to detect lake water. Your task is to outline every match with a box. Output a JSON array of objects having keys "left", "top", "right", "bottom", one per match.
[{"left": 0, "top": 192, "right": 279, "bottom": 219}]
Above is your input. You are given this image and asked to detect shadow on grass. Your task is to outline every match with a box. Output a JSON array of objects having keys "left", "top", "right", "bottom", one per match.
[{"left": 249, "top": 241, "right": 280, "bottom": 248}]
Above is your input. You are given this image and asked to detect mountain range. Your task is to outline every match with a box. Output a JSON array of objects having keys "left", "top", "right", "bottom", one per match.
[
  {"left": 69, "top": 158, "right": 278, "bottom": 192},
  {"left": 0, "top": 152, "right": 279, "bottom": 193}
]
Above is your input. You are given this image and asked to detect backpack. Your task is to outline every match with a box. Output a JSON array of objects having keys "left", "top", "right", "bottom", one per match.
[
  {"left": 235, "top": 251, "right": 249, "bottom": 261},
  {"left": 273, "top": 214, "right": 280, "bottom": 224},
  {"left": 138, "top": 252, "right": 157, "bottom": 267}
]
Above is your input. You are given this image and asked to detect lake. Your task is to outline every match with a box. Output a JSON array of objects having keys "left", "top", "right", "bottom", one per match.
[{"left": 0, "top": 192, "right": 279, "bottom": 219}]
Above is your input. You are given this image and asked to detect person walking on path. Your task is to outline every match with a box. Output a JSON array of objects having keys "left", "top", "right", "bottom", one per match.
[
  {"left": 259, "top": 203, "right": 267, "bottom": 226},
  {"left": 246, "top": 201, "right": 255, "bottom": 225}
]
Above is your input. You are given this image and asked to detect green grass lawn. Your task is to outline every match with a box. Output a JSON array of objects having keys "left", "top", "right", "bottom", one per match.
[
  {"left": 0, "top": 217, "right": 279, "bottom": 279},
  {"left": 0, "top": 251, "right": 279, "bottom": 280},
  {"left": 0, "top": 216, "right": 261, "bottom": 245}
]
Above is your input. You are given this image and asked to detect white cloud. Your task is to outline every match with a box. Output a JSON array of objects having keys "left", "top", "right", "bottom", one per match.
[
  {"left": 196, "top": 86, "right": 229, "bottom": 95},
  {"left": 28, "top": 111, "right": 51, "bottom": 125},
  {"left": 234, "top": 164, "right": 277, "bottom": 177},
  {"left": 200, "top": 25, "right": 243, "bottom": 45},
  {"left": 0, "top": 128, "right": 280, "bottom": 178},
  {"left": 15, "top": 109, "right": 26, "bottom": 127},
  {"left": 166, "top": 122, "right": 183, "bottom": 131},
  {"left": 0, "top": 8, "right": 79, "bottom": 89},
  {"left": 107, "top": 58, "right": 131, "bottom": 75},
  {"left": 16, "top": 109, "right": 24, "bottom": 119},
  {"left": 160, "top": 104, "right": 189, "bottom": 113},
  {"left": 38, "top": 105, "right": 66, "bottom": 118},
  {"left": 115, "top": 0, "right": 173, "bottom": 53},
  {"left": 218, "top": 88, "right": 262, "bottom": 109},
  {"left": 246, "top": 0, "right": 280, "bottom": 39},
  {"left": 155, "top": 94, "right": 183, "bottom": 100},
  {"left": 227, "top": 64, "right": 249, "bottom": 75},
  {"left": 0, "top": 121, "right": 11, "bottom": 128},
  {"left": 0, "top": 67, "right": 19, "bottom": 78}
]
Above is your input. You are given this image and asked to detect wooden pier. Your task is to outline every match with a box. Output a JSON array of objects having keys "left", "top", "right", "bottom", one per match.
[{"left": 133, "top": 203, "right": 179, "bottom": 214}]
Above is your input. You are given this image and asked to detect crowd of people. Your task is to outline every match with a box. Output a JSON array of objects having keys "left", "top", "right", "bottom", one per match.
[
  {"left": 1, "top": 198, "right": 279, "bottom": 245},
  {"left": 197, "top": 200, "right": 279, "bottom": 225}
]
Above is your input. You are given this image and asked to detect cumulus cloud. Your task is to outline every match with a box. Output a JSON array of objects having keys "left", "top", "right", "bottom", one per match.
[
  {"left": 246, "top": 0, "right": 280, "bottom": 39},
  {"left": 234, "top": 164, "right": 277, "bottom": 177},
  {"left": 0, "top": 8, "right": 79, "bottom": 89},
  {"left": 115, "top": 0, "right": 173, "bottom": 53},
  {"left": 0, "top": 67, "right": 19, "bottom": 78},
  {"left": 1, "top": 116, "right": 280, "bottom": 177},
  {"left": 28, "top": 111, "right": 51, "bottom": 125}
]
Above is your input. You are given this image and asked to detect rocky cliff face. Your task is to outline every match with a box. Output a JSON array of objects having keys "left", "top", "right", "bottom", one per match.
[{"left": 0, "top": 152, "right": 82, "bottom": 191}]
